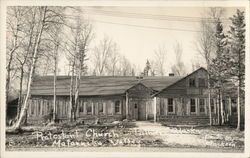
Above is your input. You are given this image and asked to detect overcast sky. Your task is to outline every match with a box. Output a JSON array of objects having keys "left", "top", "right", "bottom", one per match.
[{"left": 59, "top": 6, "right": 243, "bottom": 75}]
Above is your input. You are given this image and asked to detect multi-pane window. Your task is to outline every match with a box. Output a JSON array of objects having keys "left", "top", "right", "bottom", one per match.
[
  {"left": 199, "top": 78, "right": 206, "bottom": 87},
  {"left": 190, "top": 98, "right": 196, "bottom": 113},
  {"left": 98, "top": 102, "right": 103, "bottom": 113},
  {"left": 115, "top": 100, "right": 121, "bottom": 114},
  {"left": 199, "top": 98, "right": 205, "bottom": 113},
  {"left": 87, "top": 102, "right": 92, "bottom": 114},
  {"left": 189, "top": 78, "right": 196, "bottom": 87},
  {"left": 168, "top": 98, "right": 174, "bottom": 113}
]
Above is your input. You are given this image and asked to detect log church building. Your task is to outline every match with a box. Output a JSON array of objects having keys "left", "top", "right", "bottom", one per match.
[{"left": 23, "top": 67, "right": 238, "bottom": 125}]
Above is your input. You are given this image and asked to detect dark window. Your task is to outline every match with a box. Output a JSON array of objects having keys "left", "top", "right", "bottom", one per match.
[
  {"left": 232, "top": 106, "right": 237, "bottom": 113},
  {"left": 232, "top": 99, "right": 237, "bottom": 104},
  {"left": 189, "top": 78, "right": 196, "bottom": 87},
  {"left": 168, "top": 98, "right": 174, "bottom": 113},
  {"left": 210, "top": 99, "right": 214, "bottom": 112},
  {"left": 199, "top": 78, "right": 206, "bottom": 87},
  {"left": 199, "top": 98, "right": 205, "bottom": 113},
  {"left": 98, "top": 102, "right": 103, "bottom": 113},
  {"left": 115, "top": 100, "right": 121, "bottom": 113},
  {"left": 231, "top": 99, "right": 237, "bottom": 113},
  {"left": 31, "top": 100, "right": 35, "bottom": 115},
  {"left": 79, "top": 103, "right": 84, "bottom": 113},
  {"left": 87, "top": 102, "right": 92, "bottom": 114},
  {"left": 190, "top": 98, "right": 196, "bottom": 113}
]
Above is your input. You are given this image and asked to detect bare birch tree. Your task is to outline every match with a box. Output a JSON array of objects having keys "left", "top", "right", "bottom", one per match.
[
  {"left": 153, "top": 45, "right": 168, "bottom": 76},
  {"left": 92, "top": 36, "right": 113, "bottom": 75},
  {"left": 64, "top": 11, "right": 93, "bottom": 121},
  {"left": 195, "top": 7, "right": 225, "bottom": 126},
  {"left": 10, "top": 6, "right": 67, "bottom": 130},
  {"left": 6, "top": 7, "right": 28, "bottom": 110},
  {"left": 171, "top": 41, "right": 186, "bottom": 76}
]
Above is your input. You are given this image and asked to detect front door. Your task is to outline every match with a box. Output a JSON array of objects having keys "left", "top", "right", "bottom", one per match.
[
  {"left": 131, "top": 100, "right": 146, "bottom": 121},
  {"left": 138, "top": 100, "right": 146, "bottom": 120},
  {"left": 132, "top": 101, "right": 138, "bottom": 120}
]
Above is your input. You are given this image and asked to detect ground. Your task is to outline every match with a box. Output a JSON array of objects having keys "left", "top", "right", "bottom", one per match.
[{"left": 5, "top": 121, "right": 244, "bottom": 152}]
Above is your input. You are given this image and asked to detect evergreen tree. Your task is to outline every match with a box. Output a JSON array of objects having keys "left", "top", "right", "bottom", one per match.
[
  {"left": 226, "top": 9, "right": 245, "bottom": 130},
  {"left": 143, "top": 59, "right": 151, "bottom": 76},
  {"left": 210, "top": 19, "right": 228, "bottom": 125}
]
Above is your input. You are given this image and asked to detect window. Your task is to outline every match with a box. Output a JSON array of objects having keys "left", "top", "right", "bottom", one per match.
[
  {"left": 189, "top": 78, "right": 196, "bottom": 87},
  {"left": 115, "top": 100, "right": 121, "bottom": 114},
  {"left": 31, "top": 100, "right": 35, "bottom": 115},
  {"left": 168, "top": 98, "right": 174, "bottom": 113},
  {"left": 107, "top": 101, "right": 113, "bottom": 115},
  {"left": 134, "top": 103, "right": 137, "bottom": 109},
  {"left": 79, "top": 102, "right": 84, "bottom": 113},
  {"left": 199, "top": 98, "right": 205, "bottom": 113},
  {"left": 87, "top": 102, "right": 92, "bottom": 114},
  {"left": 232, "top": 99, "right": 237, "bottom": 113},
  {"left": 190, "top": 98, "right": 196, "bottom": 113},
  {"left": 160, "top": 99, "right": 165, "bottom": 115},
  {"left": 210, "top": 99, "right": 214, "bottom": 113},
  {"left": 98, "top": 102, "right": 103, "bottom": 113},
  {"left": 199, "top": 78, "right": 206, "bottom": 87}
]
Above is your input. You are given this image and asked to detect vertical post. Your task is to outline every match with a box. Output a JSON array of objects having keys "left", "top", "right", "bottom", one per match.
[
  {"left": 228, "top": 97, "right": 232, "bottom": 116},
  {"left": 126, "top": 92, "right": 129, "bottom": 119},
  {"left": 145, "top": 101, "right": 148, "bottom": 120},
  {"left": 92, "top": 102, "right": 94, "bottom": 115},
  {"left": 153, "top": 97, "right": 157, "bottom": 122}
]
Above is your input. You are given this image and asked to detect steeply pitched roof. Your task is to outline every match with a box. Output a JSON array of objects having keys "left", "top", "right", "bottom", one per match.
[
  {"left": 30, "top": 75, "right": 183, "bottom": 96},
  {"left": 153, "top": 67, "right": 207, "bottom": 96}
]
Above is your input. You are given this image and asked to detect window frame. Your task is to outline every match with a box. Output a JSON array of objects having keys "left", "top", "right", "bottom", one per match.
[
  {"left": 98, "top": 102, "right": 104, "bottom": 114},
  {"left": 79, "top": 101, "right": 84, "bottom": 114},
  {"left": 86, "top": 102, "right": 92, "bottom": 115},
  {"left": 189, "top": 78, "right": 196, "bottom": 87},
  {"left": 210, "top": 99, "right": 215, "bottom": 113},
  {"left": 115, "top": 100, "right": 121, "bottom": 114},
  {"left": 199, "top": 98, "right": 205, "bottom": 113},
  {"left": 190, "top": 98, "right": 196, "bottom": 114},
  {"left": 167, "top": 98, "right": 174, "bottom": 114}
]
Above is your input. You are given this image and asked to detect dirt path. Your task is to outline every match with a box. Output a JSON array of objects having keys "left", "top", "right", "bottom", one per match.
[{"left": 134, "top": 121, "right": 243, "bottom": 151}]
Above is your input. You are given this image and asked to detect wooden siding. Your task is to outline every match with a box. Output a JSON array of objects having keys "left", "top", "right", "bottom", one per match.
[
  {"left": 158, "top": 68, "right": 208, "bottom": 98},
  {"left": 157, "top": 68, "right": 211, "bottom": 121},
  {"left": 27, "top": 96, "right": 125, "bottom": 123}
]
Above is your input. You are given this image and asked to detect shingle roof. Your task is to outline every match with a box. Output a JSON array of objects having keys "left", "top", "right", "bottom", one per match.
[{"left": 30, "top": 75, "right": 183, "bottom": 96}]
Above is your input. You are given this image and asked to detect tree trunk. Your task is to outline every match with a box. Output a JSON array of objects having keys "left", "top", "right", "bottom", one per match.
[
  {"left": 13, "top": 7, "right": 47, "bottom": 130},
  {"left": 220, "top": 90, "right": 225, "bottom": 125},
  {"left": 74, "top": 76, "right": 79, "bottom": 121},
  {"left": 217, "top": 94, "right": 221, "bottom": 125},
  {"left": 52, "top": 51, "right": 57, "bottom": 123},
  {"left": 69, "top": 60, "right": 75, "bottom": 122},
  {"left": 207, "top": 73, "right": 212, "bottom": 126},
  {"left": 236, "top": 83, "right": 241, "bottom": 131},
  {"left": 17, "top": 67, "right": 24, "bottom": 119},
  {"left": 6, "top": 48, "right": 17, "bottom": 117}
]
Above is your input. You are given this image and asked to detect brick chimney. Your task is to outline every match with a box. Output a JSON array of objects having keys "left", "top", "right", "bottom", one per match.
[{"left": 169, "top": 73, "right": 174, "bottom": 76}]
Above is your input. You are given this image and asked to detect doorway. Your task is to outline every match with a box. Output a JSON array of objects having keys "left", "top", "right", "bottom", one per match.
[{"left": 131, "top": 100, "right": 146, "bottom": 121}]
